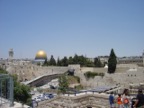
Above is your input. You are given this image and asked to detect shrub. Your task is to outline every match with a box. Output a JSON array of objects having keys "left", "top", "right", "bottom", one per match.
[
  {"left": 73, "top": 76, "right": 80, "bottom": 83},
  {"left": 84, "top": 71, "right": 105, "bottom": 79}
]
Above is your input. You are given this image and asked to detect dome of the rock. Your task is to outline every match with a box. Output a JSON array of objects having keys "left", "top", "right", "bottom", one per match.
[{"left": 35, "top": 50, "right": 47, "bottom": 60}]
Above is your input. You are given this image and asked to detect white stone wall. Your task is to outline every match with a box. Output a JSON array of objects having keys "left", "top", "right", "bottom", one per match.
[
  {"left": 77, "top": 67, "right": 144, "bottom": 89},
  {"left": 3, "top": 60, "right": 144, "bottom": 89},
  {"left": 5, "top": 62, "right": 68, "bottom": 81}
]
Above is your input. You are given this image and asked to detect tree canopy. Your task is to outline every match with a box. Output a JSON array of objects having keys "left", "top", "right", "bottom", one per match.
[
  {"left": 94, "top": 57, "right": 103, "bottom": 67},
  {"left": 13, "top": 74, "right": 31, "bottom": 105},
  {"left": 49, "top": 55, "right": 56, "bottom": 66},
  {"left": 43, "top": 54, "right": 104, "bottom": 67},
  {"left": 58, "top": 75, "right": 69, "bottom": 93}
]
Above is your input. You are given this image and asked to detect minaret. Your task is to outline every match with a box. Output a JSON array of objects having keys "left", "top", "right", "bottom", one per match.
[{"left": 9, "top": 49, "right": 14, "bottom": 62}]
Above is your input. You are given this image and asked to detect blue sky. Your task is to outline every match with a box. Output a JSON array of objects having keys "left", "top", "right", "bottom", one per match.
[{"left": 0, "top": 0, "right": 144, "bottom": 59}]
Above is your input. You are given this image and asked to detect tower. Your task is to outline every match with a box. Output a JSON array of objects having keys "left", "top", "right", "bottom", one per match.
[{"left": 9, "top": 49, "right": 14, "bottom": 61}]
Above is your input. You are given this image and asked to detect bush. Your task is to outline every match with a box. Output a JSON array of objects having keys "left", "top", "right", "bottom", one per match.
[
  {"left": 74, "top": 84, "right": 83, "bottom": 90},
  {"left": 98, "top": 73, "right": 104, "bottom": 77},
  {"left": 84, "top": 71, "right": 105, "bottom": 79},
  {"left": 0, "top": 68, "right": 8, "bottom": 74},
  {"left": 58, "top": 75, "right": 69, "bottom": 93},
  {"left": 73, "top": 76, "right": 80, "bottom": 83}
]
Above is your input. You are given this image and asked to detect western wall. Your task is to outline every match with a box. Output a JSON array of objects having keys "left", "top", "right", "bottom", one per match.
[{"left": 2, "top": 60, "right": 144, "bottom": 90}]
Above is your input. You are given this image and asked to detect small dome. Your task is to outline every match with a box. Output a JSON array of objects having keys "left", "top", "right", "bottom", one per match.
[
  {"left": 104, "top": 64, "right": 108, "bottom": 68},
  {"left": 35, "top": 50, "right": 47, "bottom": 60}
]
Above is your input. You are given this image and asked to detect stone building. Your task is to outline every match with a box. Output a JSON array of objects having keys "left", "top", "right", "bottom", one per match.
[{"left": 118, "top": 56, "right": 143, "bottom": 64}]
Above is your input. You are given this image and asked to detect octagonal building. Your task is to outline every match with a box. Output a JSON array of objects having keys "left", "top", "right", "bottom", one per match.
[{"left": 35, "top": 50, "right": 47, "bottom": 61}]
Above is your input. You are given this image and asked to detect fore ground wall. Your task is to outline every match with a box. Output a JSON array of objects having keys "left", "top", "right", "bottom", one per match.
[{"left": 38, "top": 94, "right": 110, "bottom": 108}]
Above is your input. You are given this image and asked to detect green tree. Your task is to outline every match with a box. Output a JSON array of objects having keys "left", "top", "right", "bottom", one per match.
[
  {"left": 78, "top": 55, "right": 87, "bottom": 66},
  {"left": 0, "top": 68, "right": 31, "bottom": 105},
  {"left": 86, "top": 60, "right": 94, "bottom": 67},
  {"left": 0, "top": 68, "right": 8, "bottom": 74},
  {"left": 108, "top": 49, "right": 117, "bottom": 74},
  {"left": 57, "top": 57, "right": 61, "bottom": 66},
  {"left": 61, "top": 56, "right": 68, "bottom": 66},
  {"left": 68, "top": 56, "right": 74, "bottom": 64},
  {"left": 71, "top": 54, "right": 88, "bottom": 66},
  {"left": 49, "top": 55, "right": 56, "bottom": 66},
  {"left": 12, "top": 74, "right": 31, "bottom": 105},
  {"left": 94, "top": 57, "right": 102, "bottom": 67},
  {"left": 73, "top": 54, "right": 79, "bottom": 64},
  {"left": 43, "top": 59, "right": 48, "bottom": 66},
  {"left": 58, "top": 75, "right": 69, "bottom": 93}
]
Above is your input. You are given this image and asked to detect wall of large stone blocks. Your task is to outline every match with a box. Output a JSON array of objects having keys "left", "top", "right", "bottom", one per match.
[
  {"left": 77, "top": 67, "right": 144, "bottom": 89},
  {"left": 3, "top": 61, "right": 144, "bottom": 89},
  {"left": 5, "top": 63, "right": 68, "bottom": 81}
]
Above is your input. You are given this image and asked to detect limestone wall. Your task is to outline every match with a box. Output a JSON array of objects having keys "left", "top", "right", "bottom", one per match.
[
  {"left": 38, "top": 94, "right": 109, "bottom": 108},
  {"left": 76, "top": 67, "right": 144, "bottom": 89},
  {"left": 117, "top": 64, "right": 138, "bottom": 68},
  {"left": 3, "top": 61, "right": 144, "bottom": 89},
  {"left": 5, "top": 63, "right": 68, "bottom": 82}
]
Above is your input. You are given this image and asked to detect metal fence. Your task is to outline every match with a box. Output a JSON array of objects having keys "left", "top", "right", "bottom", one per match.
[{"left": 0, "top": 74, "right": 13, "bottom": 107}]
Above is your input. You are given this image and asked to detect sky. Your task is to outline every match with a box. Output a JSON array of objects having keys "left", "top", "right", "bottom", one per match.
[{"left": 0, "top": 0, "right": 144, "bottom": 59}]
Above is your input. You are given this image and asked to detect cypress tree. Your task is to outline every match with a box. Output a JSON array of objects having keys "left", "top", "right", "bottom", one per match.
[
  {"left": 49, "top": 55, "right": 56, "bottom": 66},
  {"left": 57, "top": 57, "right": 61, "bottom": 66},
  {"left": 108, "top": 49, "right": 117, "bottom": 74}
]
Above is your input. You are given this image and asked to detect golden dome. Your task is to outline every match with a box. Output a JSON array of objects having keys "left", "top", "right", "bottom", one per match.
[{"left": 35, "top": 50, "right": 47, "bottom": 60}]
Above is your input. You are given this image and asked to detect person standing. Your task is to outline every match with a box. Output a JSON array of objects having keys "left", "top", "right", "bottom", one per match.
[
  {"left": 133, "top": 89, "right": 144, "bottom": 108},
  {"left": 117, "top": 94, "right": 123, "bottom": 108},
  {"left": 109, "top": 92, "right": 115, "bottom": 108},
  {"left": 122, "top": 89, "right": 130, "bottom": 108}
]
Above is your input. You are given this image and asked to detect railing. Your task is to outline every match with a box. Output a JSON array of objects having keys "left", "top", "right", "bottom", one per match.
[{"left": 0, "top": 74, "right": 13, "bottom": 107}]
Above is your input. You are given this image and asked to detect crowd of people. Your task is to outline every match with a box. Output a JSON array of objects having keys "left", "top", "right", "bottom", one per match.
[{"left": 109, "top": 89, "right": 144, "bottom": 108}]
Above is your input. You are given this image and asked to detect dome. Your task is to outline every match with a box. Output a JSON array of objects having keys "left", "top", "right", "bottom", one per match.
[
  {"left": 104, "top": 64, "right": 108, "bottom": 68},
  {"left": 35, "top": 50, "right": 47, "bottom": 60}
]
